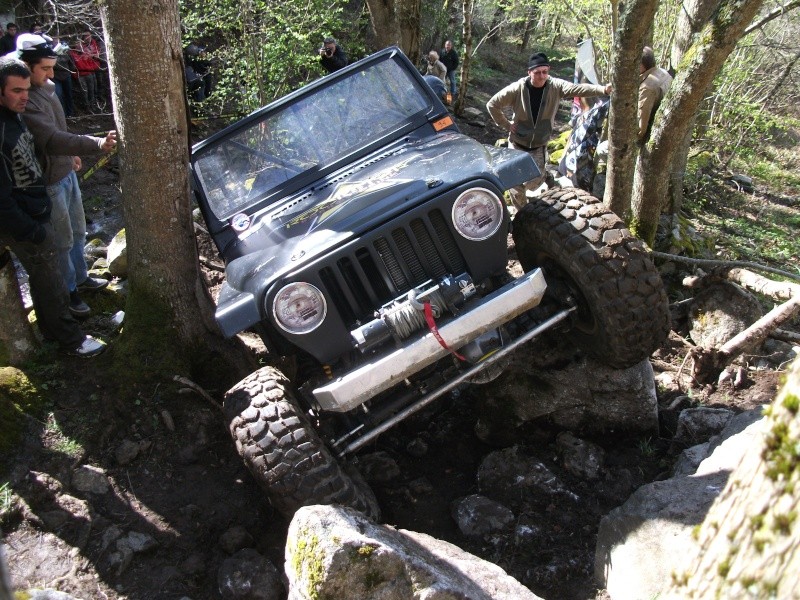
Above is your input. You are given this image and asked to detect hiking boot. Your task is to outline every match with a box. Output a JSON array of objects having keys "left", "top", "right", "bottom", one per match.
[
  {"left": 65, "top": 335, "right": 106, "bottom": 358},
  {"left": 77, "top": 276, "right": 109, "bottom": 292},
  {"left": 69, "top": 291, "right": 91, "bottom": 317}
]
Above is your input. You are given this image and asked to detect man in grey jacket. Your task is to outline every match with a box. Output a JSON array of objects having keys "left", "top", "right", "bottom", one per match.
[
  {"left": 17, "top": 33, "right": 116, "bottom": 316},
  {"left": 487, "top": 52, "right": 611, "bottom": 209}
]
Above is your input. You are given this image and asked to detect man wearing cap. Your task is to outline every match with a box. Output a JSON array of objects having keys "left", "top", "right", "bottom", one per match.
[
  {"left": 487, "top": 52, "right": 611, "bottom": 209},
  {"left": 16, "top": 33, "right": 116, "bottom": 317},
  {"left": 0, "top": 56, "right": 105, "bottom": 356}
]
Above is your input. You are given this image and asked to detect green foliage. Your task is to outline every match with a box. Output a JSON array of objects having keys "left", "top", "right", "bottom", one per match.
[{"left": 180, "top": 0, "right": 355, "bottom": 118}]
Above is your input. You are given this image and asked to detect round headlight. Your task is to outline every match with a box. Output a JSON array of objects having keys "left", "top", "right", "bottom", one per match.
[
  {"left": 272, "top": 282, "right": 327, "bottom": 334},
  {"left": 451, "top": 188, "right": 503, "bottom": 241}
]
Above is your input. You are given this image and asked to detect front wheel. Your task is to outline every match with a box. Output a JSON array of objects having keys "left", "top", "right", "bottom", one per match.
[
  {"left": 224, "top": 366, "right": 381, "bottom": 520},
  {"left": 512, "top": 188, "right": 670, "bottom": 368}
]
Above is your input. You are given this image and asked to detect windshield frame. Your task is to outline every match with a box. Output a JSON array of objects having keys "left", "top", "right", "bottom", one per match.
[{"left": 190, "top": 47, "right": 444, "bottom": 224}]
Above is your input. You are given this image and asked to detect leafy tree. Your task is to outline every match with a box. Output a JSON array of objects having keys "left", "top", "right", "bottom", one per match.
[
  {"left": 180, "top": 0, "right": 351, "bottom": 116},
  {"left": 364, "top": 0, "right": 422, "bottom": 64}
]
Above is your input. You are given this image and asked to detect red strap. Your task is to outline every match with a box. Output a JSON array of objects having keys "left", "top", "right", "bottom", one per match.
[{"left": 424, "top": 301, "right": 466, "bottom": 362}]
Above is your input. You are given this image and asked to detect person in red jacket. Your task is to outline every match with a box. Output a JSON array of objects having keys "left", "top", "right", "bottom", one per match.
[{"left": 69, "top": 37, "right": 99, "bottom": 112}]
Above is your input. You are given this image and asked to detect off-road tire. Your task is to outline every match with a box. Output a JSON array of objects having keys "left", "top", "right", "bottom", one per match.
[
  {"left": 224, "top": 366, "right": 381, "bottom": 520},
  {"left": 512, "top": 188, "right": 670, "bottom": 368}
]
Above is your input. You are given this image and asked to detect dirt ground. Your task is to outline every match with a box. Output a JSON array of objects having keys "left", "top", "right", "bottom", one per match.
[{"left": 0, "top": 72, "right": 791, "bottom": 600}]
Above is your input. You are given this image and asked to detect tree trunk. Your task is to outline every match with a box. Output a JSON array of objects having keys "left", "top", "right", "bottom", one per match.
[
  {"left": 0, "top": 250, "right": 38, "bottom": 366},
  {"left": 99, "top": 0, "right": 254, "bottom": 390},
  {"left": 365, "top": 0, "right": 422, "bottom": 64},
  {"left": 453, "top": 0, "right": 473, "bottom": 115},
  {"left": 603, "top": 0, "right": 660, "bottom": 218},
  {"left": 630, "top": 0, "right": 767, "bottom": 246}
]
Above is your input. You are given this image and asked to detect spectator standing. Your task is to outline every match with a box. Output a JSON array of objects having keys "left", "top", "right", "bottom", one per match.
[
  {"left": 184, "top": 42, "right": 213, "bottom": 101},
  {"left": 439, "top": 40, "right": 459, "bottom": 99},
  {"left": 16, "top": 34, "right": 115, "bottom": 317},
  {"left": 78, "top": 31, "right": 109, "bottom": 106},
  {"left": 638, "top": 46, "right": 672, "bottom": 144},
  {"left": 0, "top": 56, "right": 105, "bottom": 356},
  {"left": 486, "top": 52, "right": 611, "bottom": 209},
  {"left": 0, "top": 23, "right": 18, "bottom": 55},
  {"left": 319, "top": 37, "right": 347, "bottom": 73},
  {"left": 425, "top": 50, "right": 447, "bottom": 83},
  {"left": 69, "top": 38, "right": 98, "bottom": 112},
  {"left": 51, "top": 36, "right": 75, "bottom": 117}
]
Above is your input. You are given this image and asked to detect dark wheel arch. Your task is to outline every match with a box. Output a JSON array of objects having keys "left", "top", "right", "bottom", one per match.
[
  {"left": 512, "top": 188, "right": 670, "bottom": 368},
  {"left": 224, "top": 366, "right": 381, "bottom": 520}
]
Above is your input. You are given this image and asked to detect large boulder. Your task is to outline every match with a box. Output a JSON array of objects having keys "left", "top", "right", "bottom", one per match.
[
  {"left": 286, "top": 504, "right": 542, "bottom": 600},
  {"left": 477, "top": 342, "right": 658, "bottom": 444},
  {"left": 595, "top": 363, "right": 799, "bottom": 600}
]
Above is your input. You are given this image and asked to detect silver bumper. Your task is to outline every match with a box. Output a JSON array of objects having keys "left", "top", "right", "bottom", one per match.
[{"left": 312, "top": 268, "right": 547, "bottom": 412}]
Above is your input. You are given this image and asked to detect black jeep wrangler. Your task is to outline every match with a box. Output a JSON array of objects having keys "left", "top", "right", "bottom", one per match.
[{"left": 190, "top": 47, "right": 669, "bottom": 519}]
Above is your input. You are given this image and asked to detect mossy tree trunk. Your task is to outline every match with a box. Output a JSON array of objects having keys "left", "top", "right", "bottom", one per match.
[
  {"left": 603, "top": 0, "right": 660, "bottom": 219},
  {"left": 0, "top": 251, "right": 38, "bottom": 367},
  {"left": 99, "top": 0, "right": 254, "bottom": 393},
  {"left": 630, "top": 0, "right": 766, "bottom": 246}
]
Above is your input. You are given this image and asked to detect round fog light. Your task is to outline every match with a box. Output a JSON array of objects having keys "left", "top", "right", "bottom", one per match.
[{"left": 452, "top": 187, "right": 503, "bottom": 241}]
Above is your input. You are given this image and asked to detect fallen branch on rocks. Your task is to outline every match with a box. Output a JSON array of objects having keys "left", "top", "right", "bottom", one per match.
[
  {"left": 173, "top": 375, "right": 224, "bottom": 413},
  {"left": 771, "top": 328, "right": 800, "bottom": 345},
  {"left": 660, "top": 257, "right": 800, "bottom": 383},
  {"left": 651, "top": 250, "right": 800, "bottom": 283},
  {"left": 690, "top": 296, "right": 800, "bottom": 383}
]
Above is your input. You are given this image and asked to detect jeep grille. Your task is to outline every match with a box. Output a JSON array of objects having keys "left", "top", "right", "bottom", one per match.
[{"left": 319, "top": 208, "right": 467, "bottom": 328}]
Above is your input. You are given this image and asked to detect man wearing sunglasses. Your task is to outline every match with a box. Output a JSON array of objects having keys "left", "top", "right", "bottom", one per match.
[{"left": 487, "top": 52, "right": 611, "bottom": 209}]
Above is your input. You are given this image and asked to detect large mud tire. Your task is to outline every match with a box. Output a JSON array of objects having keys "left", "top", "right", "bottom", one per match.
[
  {"left": 512, "top": 188, "right": 670, "bottom": 368},
  {"left": 224, "top": 366, "right": 381, "bottom": 520}
]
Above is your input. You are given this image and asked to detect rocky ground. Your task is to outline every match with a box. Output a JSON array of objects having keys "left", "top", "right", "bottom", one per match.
[{"left": 1, "top": 68, "right": 796, "bottom": 600}]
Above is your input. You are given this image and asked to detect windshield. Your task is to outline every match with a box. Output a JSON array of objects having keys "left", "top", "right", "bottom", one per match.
[{"left": 193, "top": 56, "right": 432, "bottom": 221}]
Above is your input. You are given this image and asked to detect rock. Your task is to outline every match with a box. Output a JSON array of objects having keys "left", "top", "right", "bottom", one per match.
[
  {"left": 358, "top": 451, "right": 401, "bottom": 485},
  {"left": 218, "top": 548, "right": 283, "bottom": 600},
  {"left": 106, "top": 228, "right": 128, "bottom": 277},
  {"left": 180, "top": 552, "right": 207, "bottom": 576},
  {"left": 71, "top": 464, "right": 110, "bottom": 494},
  {"left": 219, "top": 525, "right": 254, "bottom": 555},
  {"left": 462, "top": 106, "right": 485, "bottom": 126},
  {"left": 688, "top": 281, "right": 763, "bottom": 349},
  {"left": 451, "top": 494, "right": 515, "bottom": 537},
  {"left": 555, "top": 432, "right": 605, "bottom": 480},
  {"left": 595, "top": 409, "right": 767, "bottom": 600},
  {"left": 477, "top": 351, "right": 658, "bottom": 443},
  {"left": 405, "top": 437, "right": 428, "bottom": 457},
  {"left": 115, "top": 438, "right": 150, "bottom": 465},
  {"left": 670, "top": 407, "right": 734, "bottom": 453},
  {"left": 286, "top": 504, "right": 542, "bottom": 600},
  {"left": 476, "top": 446, "right": 577, "bottom": 508},
  {"left": 107, "top": 530, "right": 159, "bottom": 576}
]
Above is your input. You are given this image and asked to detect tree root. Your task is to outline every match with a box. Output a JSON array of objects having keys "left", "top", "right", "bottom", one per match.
[{"left": 173, "top": 375, "right": 224, "bottom": 413}]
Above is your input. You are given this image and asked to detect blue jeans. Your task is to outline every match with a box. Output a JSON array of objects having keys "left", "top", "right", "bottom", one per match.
[
  {"left": 47, "top": 171, "right": 88, "bottom": 292},
  {"left": 54, "top": 78, "right": 75, "bottom": 117},
  {"left": 446, "top": 70, "right": 457, "bottom": 96}
]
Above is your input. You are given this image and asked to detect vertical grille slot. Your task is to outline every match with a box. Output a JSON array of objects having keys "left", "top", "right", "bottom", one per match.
[
  {"left": 429, "top": 209, "right": 467, "bottom": 275},
  {"left": 374, "top": 237, "right": 410, "bottom": 292},
  {"left": 410, "top": 218, "right": 447, "bottom": 277},
  {"left": 390, "top": 229, "right": 426, "bottom": 284}
]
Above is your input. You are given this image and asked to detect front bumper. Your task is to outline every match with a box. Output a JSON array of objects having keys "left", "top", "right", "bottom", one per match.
[{"left": 312, "top": 268, "right": 547, "bottom": 412}]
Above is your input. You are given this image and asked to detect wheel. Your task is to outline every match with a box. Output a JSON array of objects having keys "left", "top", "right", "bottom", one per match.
[
  {"left": 512, "top": 188, "right": 670, "bottom": 368},
  {"left": 224, "top": 366, "right": 381, "bottom": 520}
]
